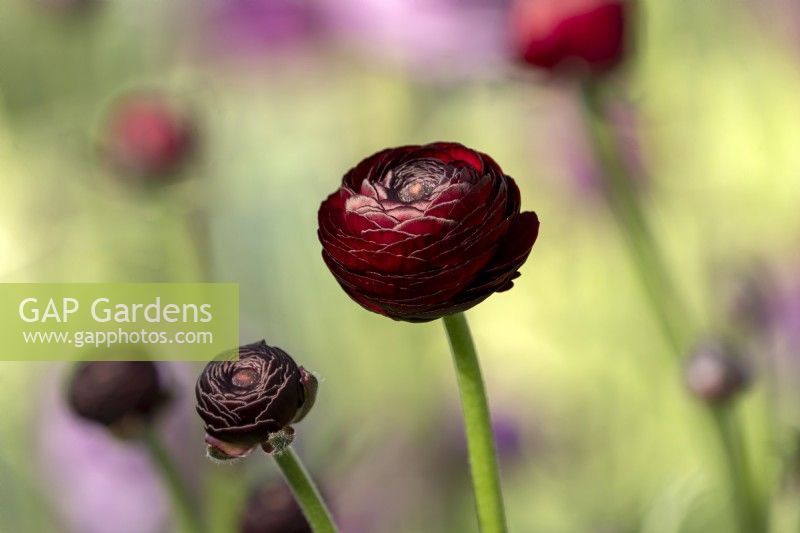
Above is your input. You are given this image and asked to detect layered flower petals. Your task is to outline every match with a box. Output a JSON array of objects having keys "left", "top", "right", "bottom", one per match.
[
  {"left": 318, "top": 142, "right": 540, "bottom": 322},
  {"left": 195, "top": 341, "right": 318, "bottom": 455}
]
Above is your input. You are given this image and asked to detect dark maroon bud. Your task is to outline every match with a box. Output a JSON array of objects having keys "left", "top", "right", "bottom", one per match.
[
  {"left": 511, "top": 0, "right": 630, "bottom": 75},
  {"left": 317, "top": 142, "right": 540, "bottom": 322},
  {"left": 101, "top": 92, "right": 195, "bottom": 180},
  {"left": 684, "top": 340, "right": 751, "bottom": 404},
  {"left": 195, "top": 341, "right": 318, "bottom": 460},
  {"left": 67, "top": 361, "right": 170, "bottom": 436},
  {"left": 240, "top": 482, "right": 311, "bottom": 533}
]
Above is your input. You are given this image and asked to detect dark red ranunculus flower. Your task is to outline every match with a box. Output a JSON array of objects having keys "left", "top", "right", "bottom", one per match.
[
  {"left": 240, "top": 482, "right": 312, "bottom": 533},
  {"left": 67, "top": 361, "right": 170, "bottom": 434},
  {"left": 102, "top": 92, "right": 195, "bottom": 180},
  {"left": 195, "top": 341, "right": 318, "bottom": 460},
  {"left": 511, "top": 0, "right": 629, "bottom": 74},
  {"left": 317, "top": 142, "right": 539, "bottom": 322}
]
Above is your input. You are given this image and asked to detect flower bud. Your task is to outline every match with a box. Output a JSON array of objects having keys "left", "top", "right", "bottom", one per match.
[
  {"left": 684, "top": 341, "right": 750, "bottom": 404},
  {"left": 195, "top": 341, "right": 318, "bottom": 460},
  {"left": 67, "top": 361, "right": 171, "bottom": 436},
  {"left": 511, "top": 0, "right": 630, "bottom": 75},
  {"left": 240, "top": 482, "right": 311, "bottom": 533},
  {"left": 101, "top": 92, "right": 196, "bottom": 180}
]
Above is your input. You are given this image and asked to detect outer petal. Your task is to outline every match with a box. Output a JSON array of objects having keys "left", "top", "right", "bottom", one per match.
[
  {"left": 412, "top": 142, "right": 484, "bottom": 172},
  {"left": 458, "top": 213, "right": 540, "bottom": 300}
]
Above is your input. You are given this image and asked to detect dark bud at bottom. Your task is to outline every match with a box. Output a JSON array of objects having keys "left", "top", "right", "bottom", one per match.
[
  {"left": 67, "top": 361, "right": 170, "bottom": 437},
  {"left": 240, "top": 482, "right": 311, "bottom": 533},
  {"left": 195, "top": 341, "right": 318, "bottom": 461},
  {"left": 684, "top": 340, "right": 751, "bottom": 404}
]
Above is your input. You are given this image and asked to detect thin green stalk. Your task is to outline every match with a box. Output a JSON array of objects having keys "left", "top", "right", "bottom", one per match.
[
  {"left": 272, "top": 446, "right": 338, "bottom": 533},
  {"left": 579, "top": 83, "right": 689, "bottom": 356},
  {"left": 709, "top": 407, "right": 761, "bottom": 532},
  {"left": 443, "top": 312, "right": 507, "bottom": 533},
  {"left": 185, "top": 204, "right": 214, "bottom": 282},
  {"left": 578, "top": 82, "right": 764, "bottom": 533},
  {"left": 142, "top": 428, "right": 205, "bottom": 533}
]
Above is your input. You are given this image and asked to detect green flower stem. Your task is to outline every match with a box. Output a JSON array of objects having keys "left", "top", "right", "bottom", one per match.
[
  {"left": 708, "top": 406, "right": 762, "bottom": 532},
  {"left": 579, "top": 83, "right": 689, "bottom": 356},
  {"left": 272, "top": 446, "right": 338, "bottom": 533},
  {"left": 142, "top": 428, "right": 205, "bottom": 533},
  {"left": 578, "top": 81, "right": 764, "bottom": 533},
  {"left": 185, "top": 201, "right": 214, "bottom": 282},
  {"left": 443, "top": 312, "right": 507, "bottom": 533}
]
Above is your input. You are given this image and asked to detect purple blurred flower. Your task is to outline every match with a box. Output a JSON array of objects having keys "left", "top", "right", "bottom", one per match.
[
  {"left": 202, "top": 0, "right": 322, "bottom": 59},
  {"left": 491, "top": 413, "right": 524, "bottom": 460},
  {"left": 721, "top": 263, "right": 800, "bottom": 402},
  {"left": 723, "top": 264, "right": 776, "bottom": 335},
  {"left": 37, "top": 363, "right": 198, "bottom": 533},
  {"left": 446, "top": 410, "right": 526, "bottom": 464},
  {"left": 322, "top": 0, "right": 511, "bottom": 79},
  {"left": 431, "top": 404, "right": 533, "bottom": 482},
  {"left": 722, "top": 263, "right": 798, "bottom": 344},
  {"left": 772, "top": 281, "right": 800, "bottom": 348}
]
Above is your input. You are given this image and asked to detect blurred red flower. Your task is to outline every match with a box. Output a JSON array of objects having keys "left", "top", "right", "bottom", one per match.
[
  {"left": 511, "top": 0, "right": 630, "bottom": 74},
  {"left": 102, "top": 93, "right": 195, "bottom": 180}
]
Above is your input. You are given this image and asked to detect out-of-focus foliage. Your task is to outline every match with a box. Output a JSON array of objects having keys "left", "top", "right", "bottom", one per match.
[{"left": 1, "top": 0, "right": 800, "bottom": 531}]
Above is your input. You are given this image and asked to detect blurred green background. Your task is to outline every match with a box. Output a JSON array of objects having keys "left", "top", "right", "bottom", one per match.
[{"left": 2, "top": 0, "right": 800, "bottom": 531}]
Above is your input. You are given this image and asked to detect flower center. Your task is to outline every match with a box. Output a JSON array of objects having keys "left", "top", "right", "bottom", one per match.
[
  {"left": 390, "top": 159, "right": 449, "bottom": 203},
  {"left": 398, "top": 180, "right": 434, "bottom": 202},
  {"left": 231, "top": 368, "right": 259, "bottom": 388}
]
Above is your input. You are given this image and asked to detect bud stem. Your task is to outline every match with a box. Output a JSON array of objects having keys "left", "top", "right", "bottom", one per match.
[
  {"left": 142, "top": 428, "right": 205, "bottom": 533},
  {"left": 578, "top": 81, "right": 765, "bottom": 533},
  {"left": 272, "top": 446, "right": 338, "bottom": 533},
  {"left": 443, "top": 312, "right": 507, "bottom": 533},
  {"left": 185, "top": 201, "right": 215, "bottom": 282}
]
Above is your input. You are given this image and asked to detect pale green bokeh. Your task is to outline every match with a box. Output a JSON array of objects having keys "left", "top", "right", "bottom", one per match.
[{"left": 0, "top": 0, "right": 799, "bottom": 531}]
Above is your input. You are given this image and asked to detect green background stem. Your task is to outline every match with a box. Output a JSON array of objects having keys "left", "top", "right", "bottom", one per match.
[
  {"left": 579, "top": 83, "right": 689, "bottom": 356},
  {"left": 709, "top": 407, "right": 761, "bottom": 532},
  {"left": 578, "top": 82, "right": 764, "bottom": 533},
  {"left": 142, "top": 428, "right": 204, "bottom": 533},
  {"left": 273, "top": 446, "right": 338, "bottom": 533},
  {"left": 443, "top": 312, "right": 507, "bottom": 533}
]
